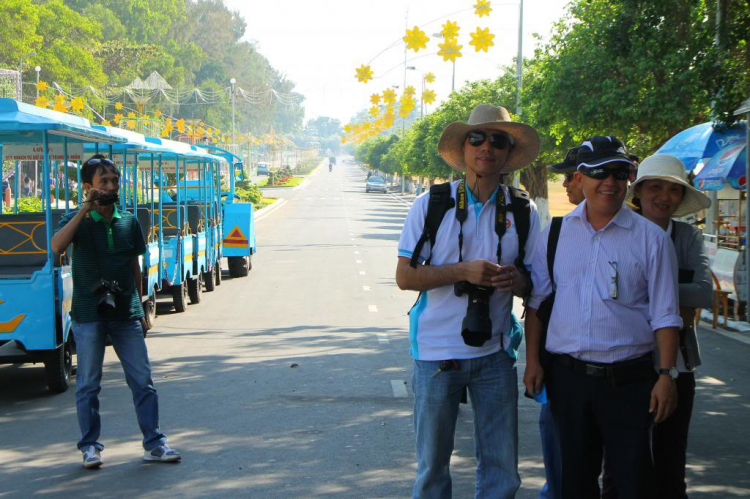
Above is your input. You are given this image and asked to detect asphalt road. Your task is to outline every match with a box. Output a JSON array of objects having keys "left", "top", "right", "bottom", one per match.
[{"left": 1, "top": 160, "right": 748, "bottom": 498}]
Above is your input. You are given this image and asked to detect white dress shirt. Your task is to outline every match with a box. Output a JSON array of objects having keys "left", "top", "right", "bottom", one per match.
[
  {"left": 398, "top": 182, "right": 540, "bottom": 360},
  {"left": 528, "top": 201, "right": 682, "bottom": 363}
]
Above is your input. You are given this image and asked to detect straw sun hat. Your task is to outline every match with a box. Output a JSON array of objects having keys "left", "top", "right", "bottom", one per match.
[
  {"left": 626, "top": 154, "right": 711, "bottom": 218},
  {"left": 437, "top": 104, "right": 541, "bottom": 174}
]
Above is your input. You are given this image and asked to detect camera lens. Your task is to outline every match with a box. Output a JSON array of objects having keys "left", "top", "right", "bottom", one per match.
[{"left": 454, "top": 281, "right": 493, "bottom": 347}]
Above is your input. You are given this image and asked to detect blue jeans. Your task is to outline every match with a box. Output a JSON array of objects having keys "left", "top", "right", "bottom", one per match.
[
  {"left": 412, "top": 350, "right": 520, "bottom": 499},
  {"left": 539, "top": 402, "right": 562, "bottom": 499},
  {"left": 72, "top": 320, "right": 166, "bottom": 451}
]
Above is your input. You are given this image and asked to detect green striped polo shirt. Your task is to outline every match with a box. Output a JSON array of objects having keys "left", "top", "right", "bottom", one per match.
[{"left": 57, "top": 206, "right": 147, "bottom": 323}]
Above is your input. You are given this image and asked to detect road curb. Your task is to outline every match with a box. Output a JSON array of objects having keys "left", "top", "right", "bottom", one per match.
[{"left": 255, "top": 198, "right": 288, "bottom": 222}]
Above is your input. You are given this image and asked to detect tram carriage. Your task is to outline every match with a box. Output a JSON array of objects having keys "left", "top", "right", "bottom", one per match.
[{"left": 0, "top": 99, "right": 257, "bottom": 393}]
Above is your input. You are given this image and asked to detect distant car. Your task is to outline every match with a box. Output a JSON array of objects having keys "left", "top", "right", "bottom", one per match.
[
  {"left": 257, "top": 162, "right": 270, "bottom": 175},
  {"left": 366, "top": 175, "right": 387, "bottom": 193}
]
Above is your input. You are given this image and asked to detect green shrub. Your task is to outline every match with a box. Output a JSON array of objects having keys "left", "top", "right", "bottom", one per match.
[
  {"left": 2, "top": 197, "right": 42, "bottom": 214},
  {"left": 234, "top": 183, "right": 264, "bottom": 205}
]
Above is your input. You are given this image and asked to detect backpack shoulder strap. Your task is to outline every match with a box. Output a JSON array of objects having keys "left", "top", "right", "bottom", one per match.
[
  {"left": 508, "top": 186, "right": 532, "bottom": 273},
  {"left": 547, "top": 217, "right": 563, "bottom": 289},
  {"left": 409, "top": 182, "right": 455, "bottom": 268}
]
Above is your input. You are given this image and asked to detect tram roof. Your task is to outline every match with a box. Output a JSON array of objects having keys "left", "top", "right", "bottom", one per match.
[
  {"left": 90, "top": 125, "right": 171, "bottom": 154},
  {"left": 145, "top": 137, "right": 226, "bottom": 163},
  {"left": 0, "top": 98, "right": 125, "bottom": 145}
]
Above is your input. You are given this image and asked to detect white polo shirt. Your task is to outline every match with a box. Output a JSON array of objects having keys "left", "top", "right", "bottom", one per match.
[{"left": 398, "top": 181, "right": 540, "bottom": 361}]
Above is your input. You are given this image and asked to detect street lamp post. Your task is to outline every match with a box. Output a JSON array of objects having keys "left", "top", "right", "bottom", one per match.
[
  {"left": 34, "top": 66, "right": 41, "bottom": 98},
  {"left": 515, "top": 0, "right": 524, "bottom": 115},
  {"left": 432, "top": 33, "right": 455, "bottom": 92},
  {"left": 18, "top": 51, "right": 36, "bottom": 102},
  {"left": 230, "top": 78, "right": 237, "bottom": 150}
]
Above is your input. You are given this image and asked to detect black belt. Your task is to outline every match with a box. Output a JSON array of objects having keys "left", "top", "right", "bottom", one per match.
[{"left": 554, "top": 353, "right": 656, "bottom": 387}]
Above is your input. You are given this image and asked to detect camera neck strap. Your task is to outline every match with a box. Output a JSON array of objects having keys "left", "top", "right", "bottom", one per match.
[{"left": 455, "top": 178, "right": 507, "bottom": 264}]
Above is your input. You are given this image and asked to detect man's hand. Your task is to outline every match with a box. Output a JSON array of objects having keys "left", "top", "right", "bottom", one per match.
[
  {"left": 523, "top": 358, "right": 545, "bottom": 397},
  {"left": 650, "top": 375, "right": 678, "bottom": 423},
  {"left": 491, "top": 264, "right": 529, "bottom": 295},
  {"left": 460, "top": 259, "right": 501, "bottom": 287},
  {"left": 81, "top": 188, "right": 105, "bottom": 213}
]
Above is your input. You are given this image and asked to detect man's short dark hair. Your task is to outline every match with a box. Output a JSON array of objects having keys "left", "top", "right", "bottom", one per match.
[{"left": 81, "top": 154, "right": 120, "bottom": 185}]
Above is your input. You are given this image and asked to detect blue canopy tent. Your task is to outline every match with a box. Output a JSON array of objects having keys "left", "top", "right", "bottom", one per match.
[
  {"left": 657, "top": 121, "right": 747, "bottom": 171},
  {"left": 694, "top": 142, "right": 747, "bottom": 191}
]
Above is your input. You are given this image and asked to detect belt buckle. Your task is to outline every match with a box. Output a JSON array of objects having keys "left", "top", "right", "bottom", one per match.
[{"left": 585, "top": 363, "right": 606, "bottom": 377}]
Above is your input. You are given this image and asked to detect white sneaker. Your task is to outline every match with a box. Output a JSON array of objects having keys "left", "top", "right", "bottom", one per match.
[
  {"left": 143, "top": 444, "right": 181, "bottom": 462},
  {"left": 82, "top": 446, "right": 103, "bottom": 469}
]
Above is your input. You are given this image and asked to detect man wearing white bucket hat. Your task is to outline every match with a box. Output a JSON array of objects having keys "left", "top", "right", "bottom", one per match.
[
  {"left": 627, "top": 153, "right": 712, "bottom": 499},
  {"left": 396, "top": 104, "right": 541, "bottom": 498},
  {"left": 523, "top": 136, "right": 682, "bottom": 499}
]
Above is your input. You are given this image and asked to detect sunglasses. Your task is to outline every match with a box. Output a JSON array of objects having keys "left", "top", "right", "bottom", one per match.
[
  {"left": 466, "top": 131, "right": 514, "bottom": 150},
  {"left": 579, "top": 166, "right": 631, "bottom": 181},
  {"left": 86, "top": 158, "right": 116, "bottom": 167},
  {"left": 563, "top": 172, "right": 575, "bottom": 182}
]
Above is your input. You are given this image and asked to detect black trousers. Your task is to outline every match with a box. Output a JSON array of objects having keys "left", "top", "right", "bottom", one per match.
[
  {"left": 653, "top": 372, "right": 696, "bottom": 498},
  {"left": 601, "top": 373, "right": 696, "bottom": 499},
  {"left": 547, "top": 357, "right": 657, "bottom": 499}
]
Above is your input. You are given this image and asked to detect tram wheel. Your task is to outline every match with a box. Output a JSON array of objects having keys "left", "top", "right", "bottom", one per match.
[
  {"left": 228, "top": 256, "right": 249, "bottom": 278},
  {"left": 204, "top": 266, "right": 216, "bottom": 292},
  {"left": 143, "top": 294, "right": 157, "bottom": 330},
  {"left": 172, "top": 283, "right": 188, "bottom": 312},
  {"left": 188, "top": 275, "right": 202, "bottom": 304},
  {"left": 45, "top": 336, "right": 73, "bottom": 394}
]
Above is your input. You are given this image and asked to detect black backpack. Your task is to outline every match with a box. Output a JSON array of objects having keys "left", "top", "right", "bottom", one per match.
[{"left": 409, "top": 181, "right": 533, "bottom": 275}]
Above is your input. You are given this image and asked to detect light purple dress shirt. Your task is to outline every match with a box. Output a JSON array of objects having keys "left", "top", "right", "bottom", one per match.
[{"left": 528, "top": 201, "right": 682, "bottom": 363}]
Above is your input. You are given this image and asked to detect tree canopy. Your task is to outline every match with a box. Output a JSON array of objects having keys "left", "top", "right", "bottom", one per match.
[
  {"left": 352, "top": 0, "right": 750, "bottom": 201},
  {"left": 0, "top": 0, "right": 305, "bottom": 135}
]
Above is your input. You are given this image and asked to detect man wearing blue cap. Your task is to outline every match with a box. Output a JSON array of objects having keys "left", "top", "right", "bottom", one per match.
[{"left": 523, "top": 136, "right": 681, "bottom": 499}]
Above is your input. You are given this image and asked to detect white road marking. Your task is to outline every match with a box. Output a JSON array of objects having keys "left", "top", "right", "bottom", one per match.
[
  {"left": 368, "top": 305, "right": 378, "bottom": 312},
  {"left": 391, "top": 380, "right": 408, "bottom": 398},
  {"left": 362, "top": 286, "right": 371, "bottom": 291},
  {"left": 377, "top": 333, "right": 390, "bottom": 344},
  {"left": 356, "top": 260, "right": 362, "bottom": 264},
  {"left": 354, "top": 251, "right": 360, "bottom": 254},
  {"left": 359, "top": 271, "right": 366, "bottom": 275}
]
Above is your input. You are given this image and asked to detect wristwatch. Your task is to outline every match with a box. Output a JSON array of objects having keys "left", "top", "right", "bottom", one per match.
[{"left": 658, "top": 367, "right": 679, "bottom": 380}]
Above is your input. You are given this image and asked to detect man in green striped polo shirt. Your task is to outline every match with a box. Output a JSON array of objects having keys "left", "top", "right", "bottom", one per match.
[{"left": 52, "top": 155, "right": 181, "bottom": 469}]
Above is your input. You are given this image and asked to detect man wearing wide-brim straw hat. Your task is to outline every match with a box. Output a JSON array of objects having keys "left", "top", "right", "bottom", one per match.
[{"left": 396, "top": 104, "right": 542, "bottom": 498}]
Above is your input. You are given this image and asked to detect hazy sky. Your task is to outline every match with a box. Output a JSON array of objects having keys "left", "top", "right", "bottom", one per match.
[{"left": 224, "top": 0, "right": 571, "bottom": 125}]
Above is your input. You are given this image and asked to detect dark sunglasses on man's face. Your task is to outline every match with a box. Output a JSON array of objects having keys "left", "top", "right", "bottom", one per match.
[
  {"left": 579, "top": 166, "right": 631, "bottom": 181},
  {"left": 466, "top": 131, "right": 514, "bottom": 150},
  {"left": 563, "top": 172, "right": 575, "bottom": 182},
  {"left": 86, "top": 158, "right": 116, "bottom": 167}
]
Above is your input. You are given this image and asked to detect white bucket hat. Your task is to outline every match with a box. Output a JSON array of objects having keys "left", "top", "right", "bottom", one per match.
[
  {"left": 437, "top": 104, "right": 541, "bottom": 173},
  {"left": 627, "top": 154, "right": 711, "bottom": 218}
]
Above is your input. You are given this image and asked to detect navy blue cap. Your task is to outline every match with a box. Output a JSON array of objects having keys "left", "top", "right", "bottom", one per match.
[
  {"left": 547, "top": 147, "right": 578, "bottom": 173},
  {"left": 576, "top": 136, "right": 635, "bottom": 169}
]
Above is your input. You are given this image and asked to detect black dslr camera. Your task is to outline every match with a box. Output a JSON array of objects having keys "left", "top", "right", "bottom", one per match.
[
  {"left": 94, "top": 192, "right": 119, "bottom": 206},
  {"left": 454, "top": 281, "right": 494, "bottom": 347},
  {"left": 91, "top": 278, "right": 123, "bottom": 317}
]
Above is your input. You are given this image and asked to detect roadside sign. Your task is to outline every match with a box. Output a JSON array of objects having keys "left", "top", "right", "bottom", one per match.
[{"left": 223, "top": 226, "right": 248, "bottom": 248}]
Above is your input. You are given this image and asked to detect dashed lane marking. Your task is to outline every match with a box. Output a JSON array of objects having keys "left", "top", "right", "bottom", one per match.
[
  {"left": 356, "top": 260, "right": 362, "bottom": 264},
  {"left": 377, "top": 333, "right": 390, "bottom": 344},
  {"left": 391, "top": 380, "right": 408, "bottom": 398},
  {"left": 363, "top": 286, "right": 371, "bottom": 291},
  {"left": 368, "top": 305, "right": 378, "bottom": 312},
  {"left": 359, "top": 271, "right": 366, "bottom": 275}
]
